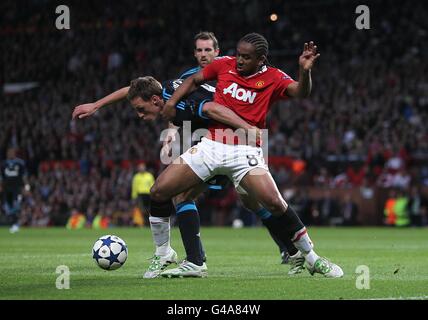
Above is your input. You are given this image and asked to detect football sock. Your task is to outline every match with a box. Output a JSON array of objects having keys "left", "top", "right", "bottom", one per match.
[
  {"left": 291, "top": 227, "right": 318, "bottom": 266},
  {"left": 291, "top": 227, "right": 313, "bottom": 253},
  {"left": 148, "top": 216, "right": 171, "bottom": 256},
  {"left": 174, "top": 200, "right": 206, "bottom": 262},
  {"left": 304, "top": 250, "right": 320, "bottom": 267},
  {"left": 284, "top": 205, "right": 319, "bottom": 266},
  {"left": 176, "top": 201, "right": 203, "bottom": 266},
  {"left": 256, "top": 208, "right": 298, "bottom": 256},
  {"left": 275, "top": 205, "right": 313, "bottom": 257},
  {"left": 282, "top": 205, "right": 305, "bottom": 236}
]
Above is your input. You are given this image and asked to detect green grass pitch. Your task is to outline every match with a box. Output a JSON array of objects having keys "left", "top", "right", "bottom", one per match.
[{"left": 1, "top": 226, "right": 427, "bottom": 300}]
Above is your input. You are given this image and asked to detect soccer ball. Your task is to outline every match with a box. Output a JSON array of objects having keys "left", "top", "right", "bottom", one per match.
[{"left": 92, "top": 235, "right": 128, "bottom": 270}]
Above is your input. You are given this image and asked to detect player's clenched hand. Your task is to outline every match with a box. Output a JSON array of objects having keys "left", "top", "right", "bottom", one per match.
[
  {"left": 72, "top": 103, "right": 98, "bottom": 119},
  {"left": 299, "top": 41, "right": 320, "bottom": 71}
]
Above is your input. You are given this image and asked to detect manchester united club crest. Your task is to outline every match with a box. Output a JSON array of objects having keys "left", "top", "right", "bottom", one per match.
[{"left": 255, "top": 80, "right": 265, "bottom": 88}]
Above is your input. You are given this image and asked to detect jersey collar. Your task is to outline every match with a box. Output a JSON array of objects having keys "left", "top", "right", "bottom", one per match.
[{"left": 242, "top": 65, "right": 268, "bottom": 79}]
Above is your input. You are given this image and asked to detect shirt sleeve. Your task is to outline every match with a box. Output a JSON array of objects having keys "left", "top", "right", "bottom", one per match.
[
  {"left": 275, "top": 70, "right": 296, "bottom": 99},
  {"left": 162, "top": 80, "right": 175, "bottom": 100},
  {"left": 163, "top": 80, "right": 187, "bottom": 109}
]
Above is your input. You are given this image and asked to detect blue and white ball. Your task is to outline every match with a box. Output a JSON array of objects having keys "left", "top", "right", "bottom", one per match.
[{"left": 92, "top": 235, "right": 128, "bottom": 270}]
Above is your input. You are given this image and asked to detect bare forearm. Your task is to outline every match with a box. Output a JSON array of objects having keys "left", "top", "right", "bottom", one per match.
[
  {"left": 203, "top": 102, "right": 252, "bottom": 130},
  {"left": 296, "top": 68, "right": 312, "bottom": 98},
  {"left": 94, "top": 86, "right": 130, "bottom": 109}
]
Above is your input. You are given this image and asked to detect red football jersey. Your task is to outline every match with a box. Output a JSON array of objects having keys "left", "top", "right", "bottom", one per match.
[{"left": 202, "top": 56, "right": 295, "bottom": 135}]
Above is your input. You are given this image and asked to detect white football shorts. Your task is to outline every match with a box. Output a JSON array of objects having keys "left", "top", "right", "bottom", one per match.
[{"left": 180, "top": 137, "right": 268, "bottom": 188}]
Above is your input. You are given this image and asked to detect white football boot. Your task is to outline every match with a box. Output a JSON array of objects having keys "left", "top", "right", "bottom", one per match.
[
  {"left": 287, "top": 251, "right": 306, "bottom": 275},
  {"left": 143, "top": 249, "right": 178, "bottom": 279},
  {"left": 160, "top": 260, "right": 208, "bottom": 278},
  {"left": 306, "top": 257, "right": 344, "bottom": 278}
]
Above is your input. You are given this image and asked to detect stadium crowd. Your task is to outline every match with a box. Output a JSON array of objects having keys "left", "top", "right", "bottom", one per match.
[{"left": 1, "top": 0, "right": 428, "bottom": 227}]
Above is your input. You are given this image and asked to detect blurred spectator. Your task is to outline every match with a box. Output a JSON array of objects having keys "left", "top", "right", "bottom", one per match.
[
  {"left": 66, "top": 208, "right": 86, "bottom": 229},
  {"left": 131, "top": 163, "right": 155, "bottom": 226},
  {"left": 313, "top": 167, "right": 331, "bottom": 187},
  {"left": 90, "top": 203, "right": 112, "bottom": 228},
  {"left": 347, "top": 164, "right": 366, "bottom": 187},
  {"left": 384, "top": 189, "right": 397, "bottom": 226},
  {"left": 394, "top": 190, "right": 410, "bottom": 227},
  {"left": 384, "top": 189, "right": 411, "bottom": 227}
]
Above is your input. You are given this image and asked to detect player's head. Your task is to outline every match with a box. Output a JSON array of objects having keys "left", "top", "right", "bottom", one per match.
[
  {"left": 194, "top": 31, "right": 220, "bottom": 68},
  {"left": 137, "top": 162, "right": 147, "bottom": 172},
  {"left": 236, "top": 33, "right": 269, "bottom": 76},
  {"left": 127, "top": 76, "right": 163, "bottom": 121}
]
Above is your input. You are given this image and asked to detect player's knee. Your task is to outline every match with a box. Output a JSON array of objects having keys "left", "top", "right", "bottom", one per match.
[{"left": 150, "top": 184, "right": 168, "bottom": 203}]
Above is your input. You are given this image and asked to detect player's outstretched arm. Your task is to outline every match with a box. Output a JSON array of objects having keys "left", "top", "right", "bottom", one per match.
[
  {"left": 286, "top": 41, "right": 320, "bottom": 98},
  {"left": 162, "top": 71, "right": 205, "bottom": 119},
  {"left": 72, "top": 86, "right": 130, "bottom": 119}
]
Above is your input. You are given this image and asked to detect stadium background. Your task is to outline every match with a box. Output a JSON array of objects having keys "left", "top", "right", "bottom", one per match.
[{"left": 1, "top": 0, "right": 427, "bottom": 228}]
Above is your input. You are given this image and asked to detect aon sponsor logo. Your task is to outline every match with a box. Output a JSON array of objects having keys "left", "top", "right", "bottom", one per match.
[{"left": 223, "top": 83, "right": 256, "bottom": 103}]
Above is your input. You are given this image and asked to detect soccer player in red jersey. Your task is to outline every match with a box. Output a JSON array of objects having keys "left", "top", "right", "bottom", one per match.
[
  {"left": 155, "top": 33, "right": 343, "bottom": 278},
  {"left": 72, "top": 32, "right": 302, "bottom": 278}
]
